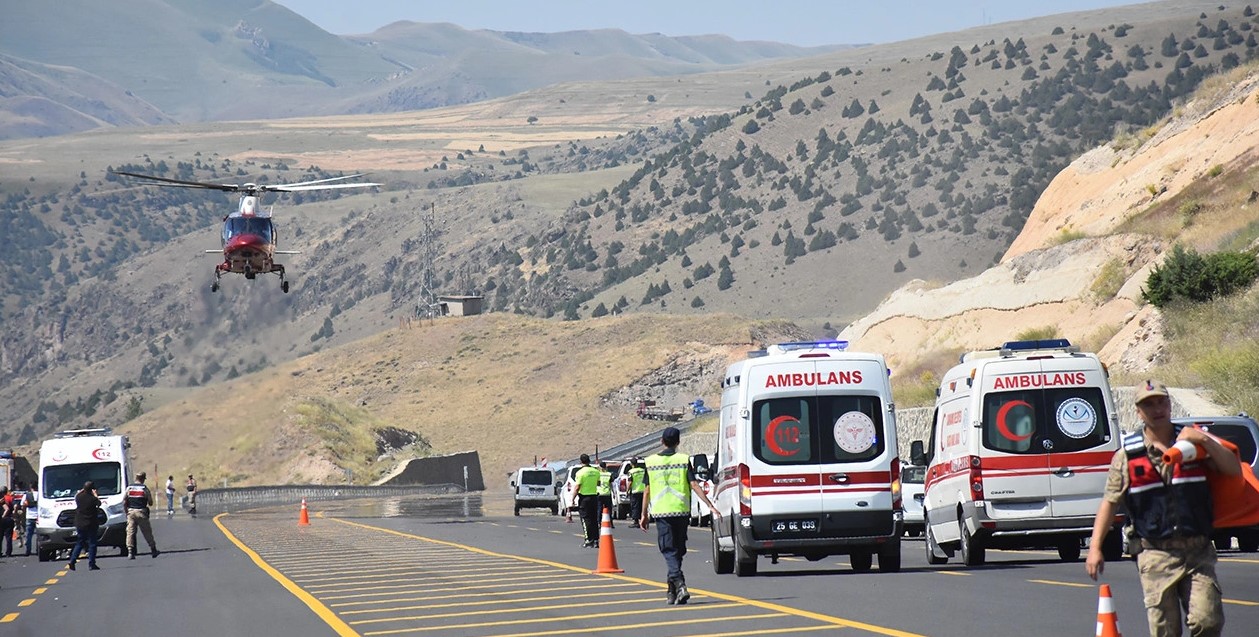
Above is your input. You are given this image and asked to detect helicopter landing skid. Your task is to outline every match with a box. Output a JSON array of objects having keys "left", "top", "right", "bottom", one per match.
[{"left": 209, "top": 265, "right": 288, "bottom": 293}]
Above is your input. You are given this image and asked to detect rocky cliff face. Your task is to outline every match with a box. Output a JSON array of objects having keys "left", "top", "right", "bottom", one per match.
[{"left": 842, "top": 68, "right": 1259, "bottom": 380}]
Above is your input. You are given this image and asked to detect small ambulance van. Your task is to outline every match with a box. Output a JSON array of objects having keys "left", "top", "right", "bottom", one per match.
[
  {"left": 34, "top": 428, "right": 132, "bottom": 562},
  {"left": 709, "top": 341, "right": 902, "bottom": 576},
  {"left": 912, "top": 339, "right": 1124, "bottom": 567}
]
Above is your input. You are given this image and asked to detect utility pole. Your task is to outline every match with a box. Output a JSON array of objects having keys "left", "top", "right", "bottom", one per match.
[{"left": 416, "top": 202, "right": 441, "bottom": 320}]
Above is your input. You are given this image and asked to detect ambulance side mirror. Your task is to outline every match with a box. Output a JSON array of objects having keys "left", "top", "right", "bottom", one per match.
[
  {"left": 691, "top": 454, "right": 711, "bottom": 481},
  {"left": 910, "top": 440, "right": 926, "bottom": 467},
  {"left": 510, "top": 480, "right": 517, "bottom": 488}
]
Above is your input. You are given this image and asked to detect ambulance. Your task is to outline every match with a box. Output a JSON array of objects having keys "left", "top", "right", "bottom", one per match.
[
  {"left": 709, "top": 340, "right": 903, "bottom": 576},
  {"left": 34, "top": 428, "right": 132, "bottom": 562},
  {"left": 912, "top": 339, "right": 1125, "bottom": 567}
]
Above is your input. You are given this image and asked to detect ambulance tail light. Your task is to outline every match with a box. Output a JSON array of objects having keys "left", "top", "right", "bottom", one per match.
[
  {"left": 738, "top": 463, "right": 753, "bottom": 517},
  {"left": 890, "top": 458, "right": 902, "bottom": 510},
  {"left": 969, "top": 456, "right": 984, "bottom": 501}
]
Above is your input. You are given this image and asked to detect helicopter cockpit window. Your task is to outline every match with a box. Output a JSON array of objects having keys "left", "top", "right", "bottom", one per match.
[{"left": 223, "top": 217, "right": 274, "bottom": 243}]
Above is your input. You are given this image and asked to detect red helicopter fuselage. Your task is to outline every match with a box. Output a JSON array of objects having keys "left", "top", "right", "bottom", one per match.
[{"left": 217, "top": 195, "right": 281, "bottom": 277}]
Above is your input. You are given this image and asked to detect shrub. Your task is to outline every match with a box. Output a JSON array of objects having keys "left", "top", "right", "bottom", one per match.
[
  {"left": 1143, "top": 245, "right": 1259, "bottom": 307},
  {"left": 1015, "top": 325, "right": 1058, "bottom": 341}
]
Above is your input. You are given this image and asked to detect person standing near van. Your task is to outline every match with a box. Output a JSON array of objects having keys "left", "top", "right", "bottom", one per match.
[
  {"left": 573, "top": 454, "right": 601, "bottom": 547},
  {"left": 68, "top": 481, "right": 101, "bottom": 571},
  {"left": 23, "top": 480, "right": 38, "bottom": 556},
  {"left": 186, "top": 474, "right": 198, "bottom": 515},
  {"left": 627, "top": 458, "right": 647, "bottom": 529},
  {"left": 165, "top": 475, "right": 175, "bottom": 517},
  {"left": 597, "top": 461, "right": 615, "bottom": 529},
  {"left": 1086, "top": 381, "right": 1240, "bottom": 637},
  {"left": 0, "top": 487, "right": 14, "bottom": 557},
  {"left": 124, "top": 472, "right": 160, "bottom": 559},
  {"left": 639, "top": 426, "right": 720, "bottom": 605}
]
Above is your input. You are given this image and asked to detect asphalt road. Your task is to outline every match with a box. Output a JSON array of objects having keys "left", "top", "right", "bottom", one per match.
[{"left": 2, "top": 494, "right": 1257, "bottom": 636}]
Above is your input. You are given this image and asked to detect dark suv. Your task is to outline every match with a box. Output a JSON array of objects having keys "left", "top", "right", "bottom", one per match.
[{"left": 1172, "top": 413, "right": 1259, "bottom": 552}]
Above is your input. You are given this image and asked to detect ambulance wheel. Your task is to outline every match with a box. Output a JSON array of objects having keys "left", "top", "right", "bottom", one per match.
[
  {"left": 959, "top": 519, "right": 985, "bottom": 566},
  {"left": 1213, "top": 536, "right": 1231, "bottom": 551},
  {"left": 877, "top": 540, "right": 902, "bottom": 572},
  {"left": 38, "top": 548, "right": 53, "bottom": 562},
  {"left": 712, "top": 528, "right": 734, "bottom": 574},
  {"left": 118, "top": 545, "right": 128, "bottom": 557},
  {"left": 733, "top": 529, "right": 758, "bottom": 577},
  {"left": 551, "top": 504, "right": 559, "bottom": 516},
  {"left": 924, "top": 515, "right": 948, "bottom": 565},
  {"left": 1102, "top": 529, "right": 1124, "bottom": 561},
  {"left": 1057, "top": 539, "right": 1082, "bottom": 562},
  {"left": 849, "top": 550, "right": 873, "bottom": 573},
  {"left": 281, "top": 280, "right": 290, "bottom": 294}
]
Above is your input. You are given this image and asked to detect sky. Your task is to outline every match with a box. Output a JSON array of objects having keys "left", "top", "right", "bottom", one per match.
[{"left": 274, "top": 0, "right": 1149, "bottom": 47}]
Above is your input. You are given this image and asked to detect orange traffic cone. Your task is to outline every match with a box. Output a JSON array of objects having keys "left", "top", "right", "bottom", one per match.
[
  {"left": 298, "top": 498, "right": 311, "bottom": 526},
  {"left": 1096, "top": 584, "right": 1123, "bottom": 637},
  {"left": 592, "top": 507, "right": 624, "bottom": 574}
]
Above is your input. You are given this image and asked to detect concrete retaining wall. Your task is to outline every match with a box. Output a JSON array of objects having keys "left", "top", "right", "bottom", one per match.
[{"left": 376, "top": 450, "right": 485, "bottom": 490}]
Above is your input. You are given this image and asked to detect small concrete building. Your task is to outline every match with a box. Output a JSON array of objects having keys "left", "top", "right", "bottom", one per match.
[{"left": 438, "top": 295, "right": 483, "bottom": 316}]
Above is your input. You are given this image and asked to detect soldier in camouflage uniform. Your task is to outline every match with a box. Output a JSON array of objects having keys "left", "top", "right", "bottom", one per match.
[{"left": 1086, "top": 381, "right": 1241, "bottom": 637}]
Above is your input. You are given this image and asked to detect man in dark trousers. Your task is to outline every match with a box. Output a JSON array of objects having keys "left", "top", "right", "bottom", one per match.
[
  {"left": 639, "top": 427, "right": 720, "bottom": 605},
  {"left": 573, "top": 454, "right": 601, "bottom": 547},
  {"left": 627, "top": 458, "right": 647, "bottom": 529},
  {"left": 68, "top": 481, "right": 101, "bottom": 571},
  {"left": 124, "top": 472, "right": 160, "bottom": 559}
]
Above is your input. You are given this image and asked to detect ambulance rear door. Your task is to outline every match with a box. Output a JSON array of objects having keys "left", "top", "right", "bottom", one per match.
[
  {"left": 744, "top": 358, "right": 826, "bottom": 534},
  {"left": 814, "top": 357, "right": 895, "bottom": 539},
  {"left": 1038, "top": 357, "right": 1114, "bottom": 519},
  {"left": 977, "top": 363, "right": 1055, "bottom": 522}
]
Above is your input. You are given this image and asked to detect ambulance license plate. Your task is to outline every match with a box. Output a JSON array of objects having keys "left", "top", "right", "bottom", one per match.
[{"left": 772, "top": 518, "right": 817, "bottom": 534}]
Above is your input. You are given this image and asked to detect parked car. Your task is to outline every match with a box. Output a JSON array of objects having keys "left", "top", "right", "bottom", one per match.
[
  {"left": 1172, "top": 413, "right": 1259, "bottom": 552},
  {"left": 690, "top": 454, "right": 714, "bottom": 527},
  {"left": 902, "top": 464, "right": 926, "bottom": 537},
  {"left": 560, "top": 465, "right": 583, "bottom": 517},
  {"left": 510, "top": 467, "right": 561, "bottom": 516}
]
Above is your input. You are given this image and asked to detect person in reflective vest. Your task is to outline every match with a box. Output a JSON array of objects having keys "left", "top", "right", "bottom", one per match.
[
  {"left": 627, "top": 458, "right": 647, "bottom": 529},
  {"left": 123, "top": 472, "right": 160, "bottom": 559},
  {"left": 597, "top": 461, "right": 615, "bottom": 529},
  {"left": 574, "top": 455, "right": 602, "bottom": 548},
  {"left": 1086, "top": 381, "right": 1239, "bottom": 637},
  {"left": 639, "top": 426, "right": 720, "bottom": 605}
]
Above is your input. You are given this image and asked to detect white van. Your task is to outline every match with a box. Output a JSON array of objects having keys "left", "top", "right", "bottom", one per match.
[
  {"left": 710, "top": 340, "right": 902, "bottom": 576},
  {"left": 510, "top": 466, "right": 561, "bottom": 516},
  {"left": 912, "top": 339, "right": 1124, "bottom": 567},
  {"left": 34, "top": 428, "right": 131, "bottom": 562}
]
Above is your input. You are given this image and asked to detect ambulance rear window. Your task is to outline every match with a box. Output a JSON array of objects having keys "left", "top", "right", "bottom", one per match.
[
  {"left": 982, "top": 387, "right": 1109, "bottom": 454},
  {"left": 752, "top": 395, "right": 886, "bottom": 465},
  {"left": 520, "top": 470, "right": 552, "bottom": 486}
]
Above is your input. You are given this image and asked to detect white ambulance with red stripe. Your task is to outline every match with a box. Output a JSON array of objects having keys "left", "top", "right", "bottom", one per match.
[
  {"left": 710, "top": 340, "right": 902, "bottom": 576},
  {"left": 912, "top": 339, "right": 1125, "bottom": 566}
]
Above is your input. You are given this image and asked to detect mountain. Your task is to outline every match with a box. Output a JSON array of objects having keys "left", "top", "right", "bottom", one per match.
[
  {"left": 2, "top": 0, "right": 1258, "bottom": 466},
  {"left": 0, "top": 0, "right": 843, "bottom": 134}
]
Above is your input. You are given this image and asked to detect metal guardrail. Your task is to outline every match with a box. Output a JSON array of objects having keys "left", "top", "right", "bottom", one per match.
[{"left": 192, "top": 483, "right": 463, "bottom": 514}]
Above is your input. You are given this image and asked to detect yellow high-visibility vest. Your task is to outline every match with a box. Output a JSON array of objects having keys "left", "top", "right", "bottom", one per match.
[{"left": 646, "top": 453, "right": 690, "bottom": 518}]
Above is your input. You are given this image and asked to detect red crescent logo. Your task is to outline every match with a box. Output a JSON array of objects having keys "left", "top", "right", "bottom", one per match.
[
  {"left": 765, "top": 415, "right": 802, "bottom": 457},
  {"left": 996, "top": 400, "right": 1035, "bottom": 441},
  {"left": 92, "top": 448, "right": 112, "bottom": 460}
]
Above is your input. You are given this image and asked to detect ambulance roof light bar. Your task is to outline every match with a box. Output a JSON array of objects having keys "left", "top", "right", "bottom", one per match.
[
  {"left": 54, "top": 427, "right": 115, "bottom": 438},
  {"left": 998, "top": 338, "right": 1078, "bottom": 357},
  {"left": 769, "top": 340, "right": 849, "bottom": 354}
]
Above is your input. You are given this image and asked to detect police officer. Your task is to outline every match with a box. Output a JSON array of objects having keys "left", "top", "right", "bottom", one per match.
[
  {"left": 1086, "top": 381, "right": 1239, "bottom": 637},
  {"left": 597, "top": 460, "right": 615, "bottom": 529},
  {"left": 638, "top": 426, "right": 720, "bottom": 605},
  {"left": 124, "top": 472, "right": 160, "bottom": 559},
  {"left": 627, "top": 458, "right": 647, "bottom": 529},
  {"left": 573, "top": 454, "right": 601, "bottom": 548}
]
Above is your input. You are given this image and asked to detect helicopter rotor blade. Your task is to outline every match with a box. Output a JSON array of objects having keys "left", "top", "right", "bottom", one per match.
[
  {"left": 268, "top": 173, "right": 372, "bottom": 188},
  {"left": 110, "top": 170, "right": 240, "bottom": 192},
  {"left": 271, "top": 182, "right": 381, "bottom": 192}
]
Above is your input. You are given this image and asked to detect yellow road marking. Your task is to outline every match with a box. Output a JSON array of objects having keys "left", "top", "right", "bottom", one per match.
[
  {"left": 1026, "top": 579, "right": 1093, "bottom": 588},
  {"left": 302, "top": 567, "right": 556, "bottom": 589},
  {"left": 360, "top": 603, "right": 747, "bottom": 636},
  {"left": 330, "top": 582, "right": 639, "bottom": 608},
  {"left": 214, "top": 513, "right": 358, "bottom": 637},
  {"left": 329, "top": 517, "right": 927, "bottom": 637},
  {"left": 1, "top": 613, "right": 18, "bottom": 623},
  {"left": 1219, "top": 557, "right": 1259, "bottom": 564},
  {"left": 1224, "top": 598, "right": 1259, "bottom": 607},
  {"left": 339, "top": 588, "right": 646, "bottom": 615},
  {"left": 56, "top": 570, "right": 68, "bottom": 576},
  {"left": 349, "top": 596, "right": 667, "bottom": 625},
  {"left": 317, "top": 572, "right": 573, "bottom": 597},
  {"left": 935, "top": 570, "right": 971, "bottom": 576},
  {"left": 397, "top": 612, "right": 787, "bottom": 637},
  {"left": 18, "top": 600, "right": 35, "bottom": 608},
  {"left": 33, "top": 588, "right": 47, "bottom": 595},
  {"left": 298, "top": 563, "right": 538, "bottom": 584},
  {"left": 44, "top": 579, "right": 57, "bottom": 585}
]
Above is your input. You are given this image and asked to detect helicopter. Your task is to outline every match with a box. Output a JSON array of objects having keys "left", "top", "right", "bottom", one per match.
[{"left": 112, "top": 170, "right": 380, "bottom": 293}]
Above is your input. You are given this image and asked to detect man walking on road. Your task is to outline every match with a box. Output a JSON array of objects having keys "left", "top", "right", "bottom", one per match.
[
  {"left": 627, "top": 458, "right": 646, "bottom": 529},
  {"left": 186, "top": 474, "right": 198, "bottom": 516},
  {"left": 597, "top": 460, "right": 615, "bottom": 529},
  {"left": 68, "top": 481, "right": 101, "bottom": 571},
  {"left": 573, "top": 454, "right": 601, "bottom": 547},
  {"left": 639, "top": 426, "right": 720, "bottom": 605},
  {"left": 165, "top": 475, "right": 176, "bottom": 517},
  {"left": 23, "top": 480, "right": 38, "bottom": 556},
  {"left": 1086, "top": 381, "right": 1240, "bottom": 636},
  {"left": 124, "top": 472, "right": 160, "bottom": 559}
]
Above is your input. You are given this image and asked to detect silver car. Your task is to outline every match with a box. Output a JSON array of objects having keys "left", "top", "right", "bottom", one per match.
[{"left": 902, "top": 464, "right": 926, "bottom": 537}]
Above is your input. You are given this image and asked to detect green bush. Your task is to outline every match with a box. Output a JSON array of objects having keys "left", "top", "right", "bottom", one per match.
[{"left": 1143, "top": 245, "right": 1259, "bottom": 307}]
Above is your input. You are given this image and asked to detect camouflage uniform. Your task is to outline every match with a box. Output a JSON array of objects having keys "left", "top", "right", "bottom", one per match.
[{"left": 1103, "top": 444, "right": 1224, "bottom": 637}]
